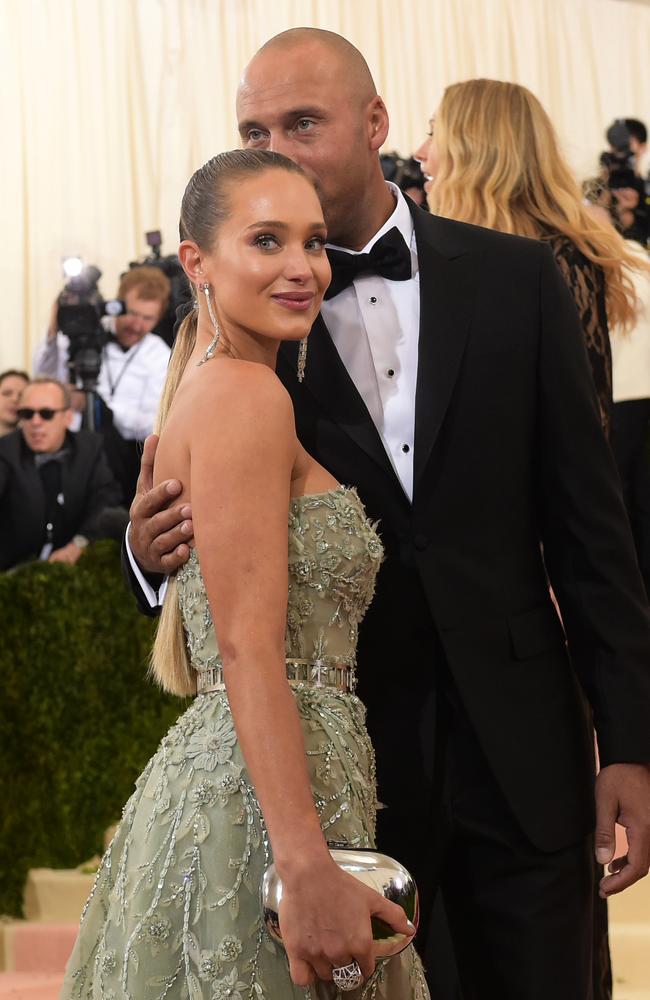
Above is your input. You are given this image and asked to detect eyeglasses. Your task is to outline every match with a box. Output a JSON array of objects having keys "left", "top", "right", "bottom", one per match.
[{"left": 17, "top": 407, "right": 69, "bottom": 421}]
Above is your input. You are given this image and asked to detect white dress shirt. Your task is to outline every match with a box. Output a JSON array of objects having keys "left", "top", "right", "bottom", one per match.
[
  {"left": 127, "top": 181, "right": 421, "bottom": 607},
  {"left": 611, "top": 240, "right": 650, "bottom": 402},
  {"left": 323, "top": 182, "right": 420, "bottom": 501}
]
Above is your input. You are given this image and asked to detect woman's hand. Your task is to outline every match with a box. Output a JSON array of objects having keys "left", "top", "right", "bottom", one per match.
[{"left": 278, "top": 857, "right": 415, "bottom": 987}]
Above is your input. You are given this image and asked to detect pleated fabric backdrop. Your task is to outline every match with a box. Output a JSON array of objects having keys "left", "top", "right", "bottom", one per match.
[{"left": 1, "top": 0, "right": 649, "bottom": 368}]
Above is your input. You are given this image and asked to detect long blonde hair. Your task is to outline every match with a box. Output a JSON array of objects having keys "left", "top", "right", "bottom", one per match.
[
  {"left": 149, "top": 149, "right": 309, "bottom": 696},
  {"left": 427, "top": 79, "right": 648, "bottom": 330}
]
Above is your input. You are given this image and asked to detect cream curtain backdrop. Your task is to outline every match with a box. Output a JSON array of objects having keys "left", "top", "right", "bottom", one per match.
[{"left": 1, "top": 0, "right": 650, "bottom": 370}]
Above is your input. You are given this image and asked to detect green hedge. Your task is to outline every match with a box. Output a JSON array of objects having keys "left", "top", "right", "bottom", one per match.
[{"left": 0, "top": 542, "right": 185, "bottom": 917}]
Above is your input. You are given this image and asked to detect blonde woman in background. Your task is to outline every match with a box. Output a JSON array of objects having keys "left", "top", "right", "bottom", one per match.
[
  {"left": 415, "top": 79, "right": 649, "bottom": 442},
  {"left": 415, "top": 78, "right": 650, "bottom": 1000}
]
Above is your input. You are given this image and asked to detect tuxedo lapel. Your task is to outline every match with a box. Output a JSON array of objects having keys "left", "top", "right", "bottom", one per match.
[
  {"left": 281, "top": 315, "right": 396, "bottom": 481},
  {"left": 411, "top": 207, "right": 483, "bottom": 489}
]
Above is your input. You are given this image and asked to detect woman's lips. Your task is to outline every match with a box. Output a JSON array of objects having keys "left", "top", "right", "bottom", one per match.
[{"left": 271, "top": 292, "right": 315, "bottom": 312}]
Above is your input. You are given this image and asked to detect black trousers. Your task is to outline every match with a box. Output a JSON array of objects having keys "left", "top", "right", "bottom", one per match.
[
  {"left": 376, "top": 682, "right": 594, "bottom": 999},
  {"left": 611, "top": 398, "right": 650, "bottom": 598}
]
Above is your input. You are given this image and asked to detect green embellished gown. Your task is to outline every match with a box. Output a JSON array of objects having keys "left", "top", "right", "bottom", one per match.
[{"left": 60, "top": 486, "right": 430, "bottom": 1000}]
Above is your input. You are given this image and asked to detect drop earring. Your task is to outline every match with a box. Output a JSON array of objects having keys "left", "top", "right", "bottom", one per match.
[
  {"left": 297, "top": 338, "right": 308, "bottom": 383},
  {"left": 197, "top": 282, "right": 221, "bottom": 366}
]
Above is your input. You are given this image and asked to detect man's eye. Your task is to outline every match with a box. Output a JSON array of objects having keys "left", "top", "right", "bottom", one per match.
[
  {"left": 254, "top": 234, "right": 279, "bottom": 250},
  {"left": 296, "top": 119, "right": 314, "bottom": 132},
  {"left": 247, "top": 129, "right": 266, "bottom": 143}
]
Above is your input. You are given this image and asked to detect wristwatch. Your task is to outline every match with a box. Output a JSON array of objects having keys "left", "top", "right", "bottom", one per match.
[{"left": 72, "top": 535, "right": 89, "bottom": 550}]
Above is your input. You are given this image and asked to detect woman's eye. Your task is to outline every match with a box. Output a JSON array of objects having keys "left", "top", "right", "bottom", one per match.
[
  {"left": 306, "top": 236, "right": 326, "bottom": 250},
  {"left": 254, "top": 234, "right": 279, "bottom": 250}
]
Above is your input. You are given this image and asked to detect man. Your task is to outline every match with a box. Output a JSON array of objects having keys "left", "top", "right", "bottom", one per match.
[
  {"left": 607, "top": 117, "right": 648, "bottom": 178},
  {"left": 123, "top": 29, "right": 650, "bottom": 999},
  {"left": 34, "top": 266, "right": 171, "bottom": 502},
  {"left": 0, "top": 378, "right": 122, "bottom": 570}
]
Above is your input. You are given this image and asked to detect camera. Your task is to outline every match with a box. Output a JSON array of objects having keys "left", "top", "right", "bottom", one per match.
[
  {"left": 380, "top": 153, "right": 427, "bottom": 205},
  {"left": 56, "top": 260, "right": 124, "bottom": 395}
]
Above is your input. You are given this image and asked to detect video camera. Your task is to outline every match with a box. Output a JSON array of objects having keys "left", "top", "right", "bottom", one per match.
[
  {"left": 380, "top": 153, "right": 426, "bottom": 199},
  {"left": 56, "top": 259, "right": 124, "bottom": 395}
]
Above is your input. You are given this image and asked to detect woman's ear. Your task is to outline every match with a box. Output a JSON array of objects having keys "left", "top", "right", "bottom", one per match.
[{"left": 178, "top": 241, "right": 205, "bottom": 284}]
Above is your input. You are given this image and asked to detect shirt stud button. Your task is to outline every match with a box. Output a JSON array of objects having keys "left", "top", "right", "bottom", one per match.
[
  {"left": 369, "top": 296, "right": 377, "bottom": 304},
  {"left": 386, "top": 368, "right": 395, "bottom": 378},
  {"left": 401, "top": 443, "right": 410, "bottom": 453}
]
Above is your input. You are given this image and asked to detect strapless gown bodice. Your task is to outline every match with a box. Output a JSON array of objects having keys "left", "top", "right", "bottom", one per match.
[{"left": 178, "top": 486, "right": 384, "bottom": 686}]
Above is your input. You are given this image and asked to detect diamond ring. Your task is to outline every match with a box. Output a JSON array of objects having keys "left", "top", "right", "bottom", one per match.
[{"left": 332, "top": 960, "right": 364, "bottom": 991}]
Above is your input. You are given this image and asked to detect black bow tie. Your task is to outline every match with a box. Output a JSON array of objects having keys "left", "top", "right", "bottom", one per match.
[{"left": 324, "top": 227, "right": 412, "bottom": 300}]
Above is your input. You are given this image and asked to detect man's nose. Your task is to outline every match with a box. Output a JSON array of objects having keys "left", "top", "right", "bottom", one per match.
[{"left": 267, "top": 132, "right": 299, "bottom": 164}]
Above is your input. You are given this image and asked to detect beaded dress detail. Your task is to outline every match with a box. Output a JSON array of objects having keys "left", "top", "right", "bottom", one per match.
[{"left": 60, "top": 487, "right": 430, "bottom": 1000}]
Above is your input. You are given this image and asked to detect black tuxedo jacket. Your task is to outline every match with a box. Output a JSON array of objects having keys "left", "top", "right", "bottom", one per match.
[
  {"left": 125, "top": 203, "right": 650, "bottom": 853},
  {"left": 0, "top": 429, "right": 122, "bottom": 570}
]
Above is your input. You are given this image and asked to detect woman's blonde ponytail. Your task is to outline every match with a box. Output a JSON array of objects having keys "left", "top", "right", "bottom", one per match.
[{"left": 149, "top": 308, "right": 198, "bottom": 696}]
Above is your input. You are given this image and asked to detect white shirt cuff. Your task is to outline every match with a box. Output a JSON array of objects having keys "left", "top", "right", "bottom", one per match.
[{"left": 125, "top": 522, "right": 168, "bottom": 608}]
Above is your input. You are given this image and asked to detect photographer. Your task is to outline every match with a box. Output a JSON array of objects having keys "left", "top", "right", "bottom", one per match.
[
  {"left": 34, "top": 267, "right": 171, "bottom": 502},
  {"left": 601, "top": 118, "right": 650, "bottom": 244}
]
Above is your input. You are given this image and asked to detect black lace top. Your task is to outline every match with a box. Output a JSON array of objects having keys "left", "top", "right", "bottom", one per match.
[{"left": 549, "top": 234, "right": 612, "bottom": 439}]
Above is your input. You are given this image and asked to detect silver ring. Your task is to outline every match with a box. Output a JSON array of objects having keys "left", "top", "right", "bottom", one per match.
[{"left": 332, "top": 960, "right": 363, "bottom": 991}]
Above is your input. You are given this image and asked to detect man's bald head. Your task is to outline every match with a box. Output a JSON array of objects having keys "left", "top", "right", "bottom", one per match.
[
  {"left": 236, "top": 28, "right": 392, "bottom": 248},
  {"left": 249, "top": 27, "right": 377, "bottom": 108}
]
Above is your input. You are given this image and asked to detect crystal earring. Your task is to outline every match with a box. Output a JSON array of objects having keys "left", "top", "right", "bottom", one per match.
[
  {"left": 197, "top": 281, "right": 221, "bottom": 366},
  {"left": 297, "top": 338, "right": 308, "bottom": 383}
]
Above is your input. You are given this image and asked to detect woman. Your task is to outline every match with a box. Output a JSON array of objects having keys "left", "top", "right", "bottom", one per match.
[
  {"left": 414, "top": 79, "right": 649, "bottom": 1000},
  {"left": 0, "top": 369, "right": 29, "bottom": 436},
  {"left": 415, "top": 79, "right": 649, "bottom": 442},
  {"left": 60, "top": 150, "right": 429, "bottom": 1000}
]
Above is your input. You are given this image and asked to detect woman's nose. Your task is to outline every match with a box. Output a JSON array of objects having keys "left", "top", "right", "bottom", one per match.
[{"left": 413, "top": 140, "right": 428, "bottom": 163}]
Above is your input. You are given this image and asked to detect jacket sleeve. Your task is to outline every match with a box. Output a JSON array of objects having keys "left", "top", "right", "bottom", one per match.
[
  {"left": 537, "top": 243, "right": 650, "bottom": 766},
  {"left": 120, "top": 528, "right": 164, "bottom": 618}
]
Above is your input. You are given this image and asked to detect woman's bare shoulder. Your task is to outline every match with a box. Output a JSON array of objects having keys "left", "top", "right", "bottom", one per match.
[{"left": 185, "top": 359, "right": 296, "bottom": 457}]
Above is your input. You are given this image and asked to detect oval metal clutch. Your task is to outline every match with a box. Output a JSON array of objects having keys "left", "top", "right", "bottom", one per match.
[{"left": 261, "top": 847, "right": 419, "bottom": 960}]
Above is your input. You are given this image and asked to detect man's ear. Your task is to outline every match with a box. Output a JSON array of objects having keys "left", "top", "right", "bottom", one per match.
[
  {"left": 368, "top": 96, "right": 390, "bottom": 152},
  {"left": 178, "top": 241, "right": 205, "bottom": 284}
]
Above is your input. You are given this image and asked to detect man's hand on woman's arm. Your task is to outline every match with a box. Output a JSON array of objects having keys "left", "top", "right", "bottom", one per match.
[{"left": 128, "top": 435, "right": 194, "bottom": 575}]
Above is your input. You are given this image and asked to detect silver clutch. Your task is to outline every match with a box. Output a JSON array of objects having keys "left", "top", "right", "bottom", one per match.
[{"left": 261, "top": 847, "right": 419, "bottom": 960}]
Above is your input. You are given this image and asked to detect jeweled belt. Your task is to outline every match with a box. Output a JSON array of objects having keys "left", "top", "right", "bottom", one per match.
[{"left": 195, "top": 658, "right": 356, "bottom": 695}]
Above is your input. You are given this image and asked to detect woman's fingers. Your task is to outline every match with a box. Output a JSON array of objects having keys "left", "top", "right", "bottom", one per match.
[
  {"left": 368, "top": 890, "right": 415, "bottom": 938},
  {"left": 288, "top": 956, "right": 316, "bottom": 987}
]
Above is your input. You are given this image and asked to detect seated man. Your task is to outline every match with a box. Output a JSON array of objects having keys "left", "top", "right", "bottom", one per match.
[
  {"left": 0, "top": 378, "right": 123, "bottom": 570},
  {"left": 34, "top": 267, "right": 172, "bottom": 502},
  {"left": 0, "top": 369, "right": 29, "bottom": 437}
]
